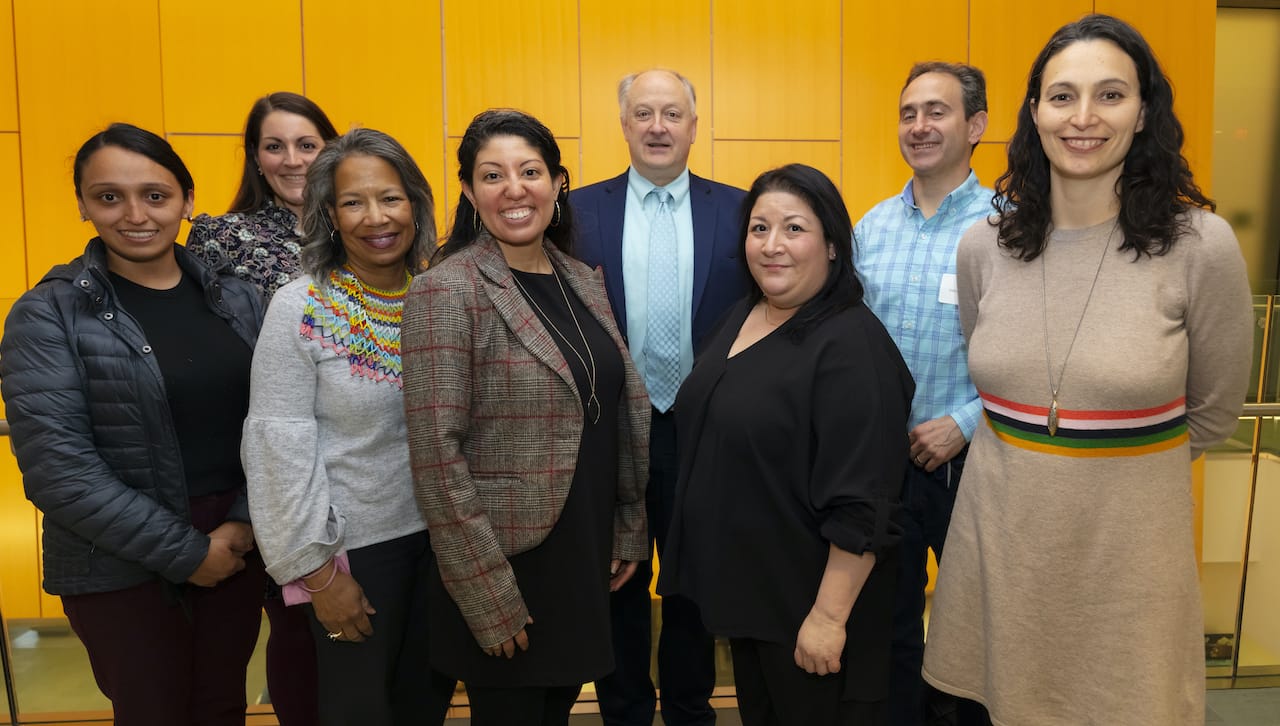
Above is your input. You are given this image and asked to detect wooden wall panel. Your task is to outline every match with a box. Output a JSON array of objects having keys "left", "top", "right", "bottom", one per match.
[
  {"left": 443, "top": 0, "right": 579, "bottom": 138},
  {"left": 13, "top": 0, "right": 166, "bottom": 281},
  {"left": 970, "top": 0, "right": 1093, "bottom": 144},
  {"left": 713, "top": 141, "right": 842, "bottom": 201},
  {"left": 158, "top": 1, "right": 304, "bottom": 134},
  {"left": 303, "top": 1, "right": 449, "bottom": 229},
  {"left": 713, "top": 1, "right": 842, "bottom": 142},
  {"left": 0, "top": 2, "right": 17, "bottom": 130},
  {"left": 971, "top": 141, "right": 1008, "bottom": 203},
  {"left": 578, "top": 0, "right": 712, "bottom": 187},
  {"left": 841, "top": 0, "right": 969, "bottom": 221},
  {"left": 0, "top": 445, "right": 39, "bottom": 620},
  {"left": 169, "top": 135, "right": 245, "bottom": 221},
  {"left": 0, "top": 135, "right": 27, "bottom": 298}
]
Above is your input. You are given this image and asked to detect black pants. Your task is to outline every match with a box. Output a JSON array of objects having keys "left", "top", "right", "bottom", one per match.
[
  {"left": 595, "top": 409, "right": 716, "bottom": 726},
  {"left": 467, "top": 683, "right": 582, "bottom": 726},
  {"left": 307, "top": 531, "right": 456, "bottom": 726},
  {"left": 62, "top": 491, "right": 265, "bottom": 726},
  {"left": 730, "top": 638, "right": 885, "bottom": 726},
  {"left": 890, "top": 450, "right": 966, "bottom": 726}
]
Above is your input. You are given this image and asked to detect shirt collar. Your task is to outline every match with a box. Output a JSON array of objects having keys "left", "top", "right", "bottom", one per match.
[
  {"left": 898, "top": 169, "right": 981, "bottom": 217},
  {"left": 627, "top": 167, "right": 691, "bottom": 210}
]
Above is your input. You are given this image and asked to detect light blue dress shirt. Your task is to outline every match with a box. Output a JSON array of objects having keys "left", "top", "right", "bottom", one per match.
[
  {"left": 853, "top": 171, "right": 993, "bottom": 439},
  {"left": 622, "top": 167, "right": 696, "bottom": 385}
]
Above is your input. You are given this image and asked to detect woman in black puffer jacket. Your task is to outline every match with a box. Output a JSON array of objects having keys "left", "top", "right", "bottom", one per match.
[{"left": 0, "top": 123, "right": 266, "bottom": 726}]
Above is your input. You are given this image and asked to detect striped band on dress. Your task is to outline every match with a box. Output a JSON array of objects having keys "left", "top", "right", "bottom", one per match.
[{"left": 980, "top": 391, "right": 1187, "bottom": 457}]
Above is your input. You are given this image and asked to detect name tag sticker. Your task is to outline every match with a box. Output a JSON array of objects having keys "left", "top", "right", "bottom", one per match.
[{"left": 938, "top": 273, "right": 959, "bottom": 305}]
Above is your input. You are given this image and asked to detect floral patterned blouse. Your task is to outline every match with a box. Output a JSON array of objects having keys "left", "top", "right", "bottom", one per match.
[{"left": 187, "top": 203, "right": 303, "bottom": 300}]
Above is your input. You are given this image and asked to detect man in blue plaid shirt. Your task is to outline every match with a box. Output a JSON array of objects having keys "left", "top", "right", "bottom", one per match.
[{"left": 853, "top": 61, "right": 993, "bottom": 726}]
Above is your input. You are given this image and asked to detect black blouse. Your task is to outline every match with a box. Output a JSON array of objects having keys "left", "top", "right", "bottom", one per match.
[{"left": 657, "top": 298, "right": 913, "bottom": 698}]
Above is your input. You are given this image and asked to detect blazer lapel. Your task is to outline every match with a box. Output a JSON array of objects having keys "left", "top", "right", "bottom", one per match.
[
  {"left": 598, "top": 174, "right": 629, "bottom": 327},
  {"left": 549, "top": 245, "right": 627, "bottom": 355},
  {"left": 689, "top": 174, "right": 716, "bottom": 321},
  {"left": 473, "top": 236, "right": 577, "bottom": 394}
]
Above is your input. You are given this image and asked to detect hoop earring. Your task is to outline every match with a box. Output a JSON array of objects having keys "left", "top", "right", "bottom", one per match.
[
  {"left": 473, "top": 209, "right": 484, "bottom": 235},
  {"left": 330, "top": 228, "right": 339, "bottom": 244},
  {"left": 550, "top": 201, "right": 562, "bottom": 228}
]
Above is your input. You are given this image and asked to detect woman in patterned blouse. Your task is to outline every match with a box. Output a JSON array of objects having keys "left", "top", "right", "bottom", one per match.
[
  {"left": 188, "top": 92, "right": 339, "bottom": 300},
  {"left": 187, "top": 91, "right": 338, "bottom": 726}
]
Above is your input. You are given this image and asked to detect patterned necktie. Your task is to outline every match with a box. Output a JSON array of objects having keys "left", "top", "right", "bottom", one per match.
[{"left": 644, "top": 188, "right": 681, "bottom": 412}]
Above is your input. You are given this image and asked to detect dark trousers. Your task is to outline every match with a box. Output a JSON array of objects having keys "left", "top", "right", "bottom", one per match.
[
  {"left": 467, "top": 683, "right": 582, "bottom": 726},
  {"left": 595, "top": 409, "right": 716, "bottom": 726},
  {"left": 62, "top": 491, "right": 266, "bottom": 726},
  {"left": 729, "top": 638, "right": 885, "bottom": 726},
  {"left": 889, "top": 450, "right": 965, "bottom": 726},
  {"left": 924, "top": 690, "right": 993, "bottom": 726},
  {"left": 307, "top": 531, "right": 456, "bottom": 726},
  {"left": 263, "top": 593, "right": 318, "bottom": 726}
]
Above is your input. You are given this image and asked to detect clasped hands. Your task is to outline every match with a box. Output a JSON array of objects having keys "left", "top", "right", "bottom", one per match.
[{"left": 188, "top": 521, "right": 254, "bottom": 587}]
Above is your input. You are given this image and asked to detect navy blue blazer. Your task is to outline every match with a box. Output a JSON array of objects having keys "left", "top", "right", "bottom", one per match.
[{"left": 570, "top": 171, "right": 749, "bottom": 354}]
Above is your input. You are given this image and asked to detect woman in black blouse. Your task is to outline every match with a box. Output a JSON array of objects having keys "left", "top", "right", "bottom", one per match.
[{"left": 657, "top": 164, "right": 913, "bottom": 725}]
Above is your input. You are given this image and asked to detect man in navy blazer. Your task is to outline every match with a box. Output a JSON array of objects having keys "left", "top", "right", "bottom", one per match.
[{"left": 571, "top": 68, "right": 748, "bottom": 726}]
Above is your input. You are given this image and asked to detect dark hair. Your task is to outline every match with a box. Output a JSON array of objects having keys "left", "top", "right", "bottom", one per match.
[
  {"left": 74, "top": 123, "right": 193, "bottom": 200},
  {"left": 993, "top": 13, "right": 1213, "bottom": 261},
  {"left": 903, "top": 61, "right": 988, "bottom": 119},
  {"left": 436, "top": 109, "right": 573, "bottom": 261},
  {"left": 739, "top": 164, "right": 863, "bottom": 341},
  {"left": 299, "top": 128, "right": 435, "bottom": 281},
  {"left": 228, "top": 92, "right": 339, "bottom": 214}
]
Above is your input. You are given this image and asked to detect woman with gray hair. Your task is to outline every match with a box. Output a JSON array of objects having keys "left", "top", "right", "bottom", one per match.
[{"left": 242, "top": 127, "right": 455, "bottom": 725}]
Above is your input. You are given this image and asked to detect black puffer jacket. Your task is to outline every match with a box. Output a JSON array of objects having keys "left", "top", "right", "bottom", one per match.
[{"left": 0, "top": 239, "right": 264, "bottom": 596}]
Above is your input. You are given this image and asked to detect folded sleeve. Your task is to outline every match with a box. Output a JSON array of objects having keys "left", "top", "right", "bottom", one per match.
[{"left": 241, "top": 283, "right": 344, "bottom": 584}]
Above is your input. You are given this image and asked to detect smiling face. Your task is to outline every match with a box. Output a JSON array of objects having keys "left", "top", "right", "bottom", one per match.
[
  {"left": 620, "top": 71, "right": 697, "bottom": 187},
  {"left": 256, "top": 110, "right": 325, "bottom": 216},
  {"left": 328, "top": 154, "right": 415, "bottom": 289},
  {"left": 745, "top": 191, "right": 835, "bottom": 310},
  {"left": 898, "top": 71, "right": 986, "bottom": 185},
  {"left": 462, "top": 134, "right": 564, "bottom": 251},
  {"left": 76, "top": 145, "right": 193, "bottom": 273},
  {"left": 1032, "top": 39, "right": 1145, "bottom": 190}
]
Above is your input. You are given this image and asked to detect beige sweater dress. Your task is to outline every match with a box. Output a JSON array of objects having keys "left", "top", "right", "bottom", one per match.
[{"left": 922, "top": 209, "right": 1253, "bottom": 725}]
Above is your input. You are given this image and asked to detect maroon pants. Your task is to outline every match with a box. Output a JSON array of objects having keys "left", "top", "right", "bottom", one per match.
[{"left": 62, "top": 491, "right": 266, "bottom": 726}]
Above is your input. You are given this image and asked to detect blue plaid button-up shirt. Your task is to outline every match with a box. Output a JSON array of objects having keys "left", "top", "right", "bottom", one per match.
[{"left": 853, "top": 171, "right": 993, "bottom": 439}]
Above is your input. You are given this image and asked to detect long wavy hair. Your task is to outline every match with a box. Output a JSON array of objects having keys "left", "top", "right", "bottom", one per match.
[
  {"left": 228, "top": 92, "right": 339, "bottom": 215},
  {"left": 436, "top": 109, "right": 573, "bottom": 262},
  {"left": 740, "top": 164, "right": 863, "bottom": 341},
  {"left": 299, "top": 128, "right": 436, "bottom": 281},
  {"left": 993, "top": 13, "right": 1213, "bottom": 261}
]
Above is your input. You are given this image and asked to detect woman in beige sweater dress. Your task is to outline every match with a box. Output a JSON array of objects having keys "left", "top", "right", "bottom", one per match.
[{"left": 922, "top": 14, "right": 1253, "bottom": 726}]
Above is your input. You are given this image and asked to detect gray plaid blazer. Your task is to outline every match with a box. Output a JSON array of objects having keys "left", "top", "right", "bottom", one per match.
[{"left": 402, "top": 234, "right": 650, "bottom": 648}]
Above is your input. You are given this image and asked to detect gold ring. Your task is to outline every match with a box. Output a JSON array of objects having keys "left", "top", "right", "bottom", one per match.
[{"left": 327, "top": 631, "right": 342, "bottom": 641}]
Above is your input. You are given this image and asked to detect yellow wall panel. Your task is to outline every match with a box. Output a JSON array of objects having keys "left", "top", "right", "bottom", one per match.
[
  {"left": 970, "top": 0, "right": 1093, "bottom": 143},
  {"left": 304, "top": 0, "right": 448, "bottom": 228},
  {"left": 971, "top": 141, "right": 1008, "bottom": 202},
  {"left": 841, "top": 0, "right": 969, "bottom": 223},
  {"left": 14, "top": 0, "right": 166, "bottom": 281},
  {"left": 0, "top": 445, "right": 40, "bottom": 620},
  {"left": 169, "top": 135, "right": 245, "bottom": 220},
  {"left": 0, "top": 135, "right": 27, "bottom": 298},
  {"left": 578, "top": 0, "right": 712, "bottom": 186},
  {"left": 443, "top": 0, "right": 579, "bottom": 138},
  {"left": 1095, "top": 0, "right": 1216, "bottom": 191},
  {"left": 158, "top": 1, "right": 304, "bottom": 134},
  {"left": 713, "top": 0, "right": 841, "bottom": 141},
  {"left": 712, "top": 141, "right": 842, "bottom": 200},
  {"left": 0, "top": 2, "right": 17, "bottom": 130}
]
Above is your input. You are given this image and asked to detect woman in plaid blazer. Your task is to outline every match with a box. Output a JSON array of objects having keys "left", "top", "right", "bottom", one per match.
[{"left": 401, "top": 109, "right": 650, "bottom": 726}]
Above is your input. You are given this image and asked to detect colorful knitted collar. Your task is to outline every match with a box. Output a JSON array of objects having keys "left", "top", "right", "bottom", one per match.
[{"left": 300, "top": 267, "right": 410, "bottom": 387}]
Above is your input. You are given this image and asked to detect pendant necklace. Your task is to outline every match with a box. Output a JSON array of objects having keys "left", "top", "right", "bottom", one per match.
[
  {"left": 511, "top": 256, "right": 602, "bottom": 424},
  {"left": 1041, "top": 222, "right": 1116, "bottom": 436}
]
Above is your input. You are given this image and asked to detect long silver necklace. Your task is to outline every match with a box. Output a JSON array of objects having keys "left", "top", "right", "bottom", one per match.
[
  {"left": 511, "top": 257, "right": 602, "bottom": 424},
  {"left": 1041, "top": 223, "right": 1116, "bottom": 436}
]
